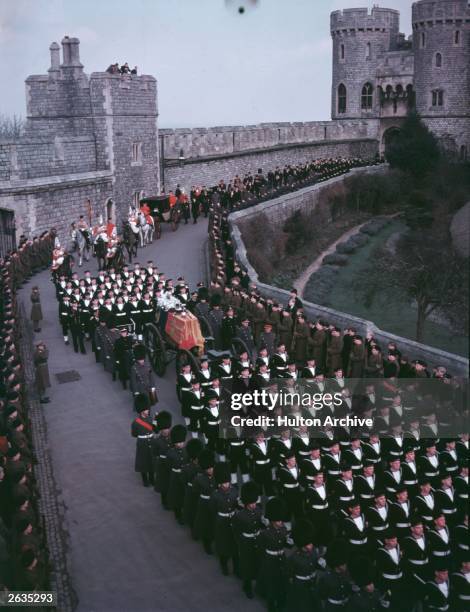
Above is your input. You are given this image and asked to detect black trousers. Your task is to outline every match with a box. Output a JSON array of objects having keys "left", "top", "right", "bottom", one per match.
[{"left": 70, "top": 326, "right": 86, "bottom": 353}]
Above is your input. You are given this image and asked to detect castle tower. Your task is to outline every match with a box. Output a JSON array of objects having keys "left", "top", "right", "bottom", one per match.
[
  {"left": 412, "top": 0, "right": 470, "bottom": 157},
  {"left": 330, "top": 6, "right": 400, "bottom": 120},
  {"left": 23, "top": 37, "right": 159, "bottom": 233}
]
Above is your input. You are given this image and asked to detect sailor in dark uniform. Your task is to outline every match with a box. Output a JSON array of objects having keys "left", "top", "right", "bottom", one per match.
[
  {"left": 354, "top": 459, "right": 377, "bottom": 509},
  {"left": 402, "top": 517, "right": 430, "bottom": 595},
  {"left": 233, "top": 481, "right": 263, "bottom": 599},
  {"left": 376, "top": 528, "right": 405, "bottom": 611},
  {"left": 183, "top": 380, "right": 204, "bottom": 438},
  {"left": 401, "top": 448, "right": 419, "bottom": 499},
  {"left": 390, "top": 485, "right": 412, "bottom": 542},
  {"left": 451, "top": 552, "right": 470, "bottom": 612},
  {"left": 210, "top": 463, "right": 239, "bottom": 576},
  {"left": 304, "top": 470, "right": 331, "bottom": 549},
  {"left": 277, "top": 449, "right": 303, "bottom": 528},
  {"left": 423, "top": 558, "right": 451, "bottom": 612},
  {"left": 131, "top": 394, "right": 155, "bottom": 487},
  {"left": 249, "top": 428, "right": 274, "bottom": 497},
  {"left": 435, "top": 472, "right": 458, "bottom": 527},
  {"left": 428, "top": 510, "right": 451, "bottom": 562},
  {"left": 366, "top": 490, "right": 390, "bottom": 548},
  {"left": 414, "top": 477, "right": 436, "bottom": 528}
]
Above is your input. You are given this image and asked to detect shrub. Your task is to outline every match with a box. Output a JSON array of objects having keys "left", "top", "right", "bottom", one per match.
[{"left": 322, "top": 253, "right": 349, "bottom": 266}]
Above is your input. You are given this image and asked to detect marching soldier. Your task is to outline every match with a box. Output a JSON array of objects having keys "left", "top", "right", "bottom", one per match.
[
  {"left": 192, "top": 449, "right": 216, "bottom": 553},
  {"left": 318, "top": 542, "right": 352, "bottom": 611},
  {"left": 131, "top": 394, "right": 154, "bottom": 487},
  {"left": 249, "top": 428, "right": 275, "bottom": 497},
  {"left": 285, "top": 518, "right": 323, "bottom": 612},
  {"left": 152, "top": 410, "right": 172, "bottom": 508},
  {"left": 376, "top": 528, "right": 405, "bottom": 611},
  {"left": 233, "top": 481, "right": 263, "bottom": 599},
  {"left": 257, "top": 497, "right": 288, "bottom": 612},
  {"left": 181, "top": 438, "right": 204, "bottom": 529},
  {"left": 402, "top": 517, "right": 430, "bottom": 596},
  {"left": 210, "top": 463, "right": 239, "bottom": 576},
  {"left": 166, "top": 424, "right": 187, "bottom": 524}
]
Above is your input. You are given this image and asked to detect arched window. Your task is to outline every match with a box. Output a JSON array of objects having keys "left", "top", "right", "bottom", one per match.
[
  {"left": 366, "top": 42, "right": 371, "bottom": 59},
  {"left": 435, "top": 52, "right": 442, "bottom": 67},
  {"left": 454, "top": 30, "right": 460, "bottom": 45},
  {"left": 338, "top": 83, "right": 347, "bottom": 114},
  {"left": 340, "top": 43, "right": 345, "bottom": 60},
  {"left": 361, "top": 83, "right": 373, "bottom": 109},
  {"left": 420, "top": 32, "right": 426, "bottom": 48}
]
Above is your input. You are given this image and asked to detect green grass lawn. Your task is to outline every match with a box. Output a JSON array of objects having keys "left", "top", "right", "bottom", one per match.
[{"left": 324, "top": 220, "right": 468, "bottom": 357}]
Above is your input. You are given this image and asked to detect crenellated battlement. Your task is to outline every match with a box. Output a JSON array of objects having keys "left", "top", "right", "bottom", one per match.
[
  {"left": 330, "top": 6, "right": 399, "bottom": 34},
  {"left": 412, "top": 0, "right": 470, "bottom": 27}
]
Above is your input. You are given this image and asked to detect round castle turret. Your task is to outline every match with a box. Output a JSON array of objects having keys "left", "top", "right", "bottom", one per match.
[
  {"left": 330, "top": 6, "right": 400, "bottom": 120},
  {"left": 412, "top": 0, "right": 470, "bottom": 155}
]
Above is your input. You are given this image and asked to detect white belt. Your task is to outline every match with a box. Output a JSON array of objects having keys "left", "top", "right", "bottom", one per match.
[
  {"left": 137, "top": 434, "right": 153, "bottom": 439},
  {"left": 408, "top": 558, "right": 428, "bottom": 565},
  {"left": 459, "top": 595, "right": 470, "bottom": 601},
  {"left": 207, "top": 420, "right": 221, "bottom": 426},
  {"left": 218, "top": 511, "right": 234, "bottom": 518},
  {"left": 372, "top": 525, "right": 388, "bottom": 531},
  {"left": 230, "top": 442, "right": 243, "bottom": 446},
  {"left": 266, "top": 549, "right": 284, "bottom": 556},
  {"left": 458, "top": 493, "right": 468, "bottom": 499},
  {"left": 360, "top": 494, "right": 374, "bottom": 499},
  {"left": 383, "top": 572, "right": 402, "bottom": 580},
  {"left": 339, "top": 495, "right": 354, "bottom": 501},
  {"left": 328, "top": 598, "right": 348, "bottom": 605},
  {"left": 298, "top": 451, "right": 310, "bottom": 456},
  {"left": 328, "top": 470, "right": 341, "bottom": 475},
  {"left": 180, "top": 387, "right": 192, "bottom": 391},
  {"left": 283, "top": 483, "right": 299, "bottom": 489},
  {"left": 404, "top": 480, "right": 417, "bottom": 485},
  {"left": 442, "top": 508, "right": 456, "bottom": 514},
  {"left": 458, "top": 543, "right": 469, "bottom": 550},
  {"left": 424, "top": 471, "right": 438, "bottom": 476},
  {"left": 159, "top": 454, "right": 167, "bottom": 459},
  {"left": 256, "top": 459, "right": 270, "bottom": 465},
  {"left": 191, "top": 405, "right": 203, "bottom": 410},
  {"left": 350, "top": 538, "right": 367, "bottom": 545},
  {"left": 200, "top": 494, "right": 210, "bottom": 500},
  {"left": 242, "top": 531, "right": 260, "bottom": 538},
  {"left": 311, "top": 504, "right": 328, "bottom": 510},
  {"left": 294, "top": 574, "right": 315, "bottom": 581},
  {"left": 433, "top": 550, "right": 450, "bottom": 556},
  {"left": 427, "top": 606, "right": 448, "bottom": 611},
  {"left": 396, "top": 522, "right": 410, "bottom": 528},
  {"left": 172, "top": 468, "right": 182, "bottom": 473}
]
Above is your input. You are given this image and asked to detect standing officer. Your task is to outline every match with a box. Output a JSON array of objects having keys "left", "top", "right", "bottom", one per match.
[
  {"left": 130, "top": 344, "right": 157, "bottom": 405},
  {"left": 69, "top": 302, "right": 86, "bottom": 354},
  {"left": 233, "top": 481, "right": 263, "bottom": 599},
  {"left": 131, "top": 394, "right": 154, "bottom": 487},
  {"left": 113, "top": 327, "right": 133, "bottom": 389}
]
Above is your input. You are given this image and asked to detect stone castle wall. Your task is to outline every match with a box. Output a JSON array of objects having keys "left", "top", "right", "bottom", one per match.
[
  {"left": 160, "top": 119, "right": 379, "bottom": 191},
  {"left": 163, "top": 137, "right": 378, "bottom": 192}
]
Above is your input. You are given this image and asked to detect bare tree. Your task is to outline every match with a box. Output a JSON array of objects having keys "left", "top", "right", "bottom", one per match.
[
  {"left": 356, "top": 228, "right": 468, "bottom": 343},
  {"left": 0, "top": 114, "right": 25, "bottom": 139}
]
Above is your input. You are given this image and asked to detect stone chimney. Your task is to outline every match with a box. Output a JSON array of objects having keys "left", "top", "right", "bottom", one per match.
[
  {"left": 48, "top": 42, "right": 61, "bottom": 79},
  {"left": 60, "top": 36, "right": 84, "bottom": 78}
]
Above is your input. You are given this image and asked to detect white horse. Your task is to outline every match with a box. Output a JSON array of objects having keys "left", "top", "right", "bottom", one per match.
[{"left": 137, "top": 211, "right": 154, "bottom": 247}]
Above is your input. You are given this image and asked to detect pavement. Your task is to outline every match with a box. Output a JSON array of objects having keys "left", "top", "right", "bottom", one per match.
[{"left": 19, "top": 219, "right": 263, "bottom": 612}]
